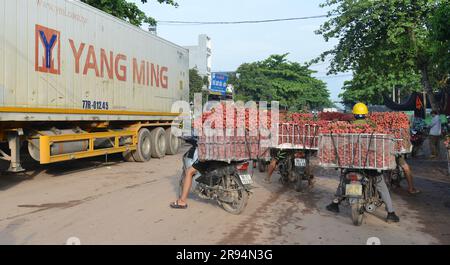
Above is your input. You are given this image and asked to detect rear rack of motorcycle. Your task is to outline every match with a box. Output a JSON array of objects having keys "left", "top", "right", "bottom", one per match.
[{"left": 270, "top": 123, "right": 320, "bottom": 150}]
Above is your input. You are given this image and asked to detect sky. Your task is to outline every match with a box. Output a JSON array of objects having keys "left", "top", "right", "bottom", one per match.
[{"left": 131, "top": 0, "right": 352, "bottom": 104}]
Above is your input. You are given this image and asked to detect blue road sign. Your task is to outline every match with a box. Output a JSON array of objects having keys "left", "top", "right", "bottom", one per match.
[{"left": 210, "top": 73, "right": 228, "bottom": 95}]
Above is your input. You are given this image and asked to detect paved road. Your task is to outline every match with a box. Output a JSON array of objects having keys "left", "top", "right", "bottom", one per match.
[{"left": 0, "top": 144, "right": 449, "bottom": 245}]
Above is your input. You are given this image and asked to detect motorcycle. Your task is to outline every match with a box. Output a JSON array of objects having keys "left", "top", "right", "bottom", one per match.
[
  {"left": 410, "top": 128, "right": 425, "bottom": 157},
  {"left": 278, "top": 149, "right": 313, "bottom": 192},
  {"left": 257, "top": 157, "right": 270, "bottom": 173},
  {"left": 339, "top": 169, "right": 384, "bottom": 226},
  {"left": 178, "top": 137, "right": 253, "bottom": 215}
]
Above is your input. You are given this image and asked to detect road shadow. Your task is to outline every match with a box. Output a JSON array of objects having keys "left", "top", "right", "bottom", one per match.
[
  {"left": 396, "top": 154, "right": 450, "bottom": 244},
  {"left": 0, "top": 151, "right": 125, "bottom": 192},
  {"left": 303, "top": 147, "right": 450, "bottom": 240}
]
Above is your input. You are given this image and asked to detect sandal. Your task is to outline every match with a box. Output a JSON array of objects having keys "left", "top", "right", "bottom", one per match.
[
  {"left": 408, "top": 189, "right": 421, "bottom": 195},
  {"left": 263, "top": 177, "right": 272, "bottom": 184},
  {"left": 170, "top": 200, "right": 188, "bottom": 209}
]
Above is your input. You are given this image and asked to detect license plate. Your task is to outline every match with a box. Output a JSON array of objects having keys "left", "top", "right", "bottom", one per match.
[
  {"left": 239, "top": 174, "right": 253, "bottom": 185},
  {"left": 294, "top": 158, "right": 306, "bottom": 167},
  {"left": 345, "top": 183, "right": 363, "bottom": 197}
]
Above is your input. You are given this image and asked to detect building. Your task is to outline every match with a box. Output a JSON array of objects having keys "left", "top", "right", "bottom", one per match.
[{"left": 184, "top": 34, "right": 212, "bottom": 83}]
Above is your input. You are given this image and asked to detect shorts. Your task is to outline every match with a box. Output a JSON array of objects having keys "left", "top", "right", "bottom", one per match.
[
  {"left": 270, "top": 149, "right": 287, "bottom": 162},
  {"left": 396, "top": 155, "right": 407, "bottom": 166}
]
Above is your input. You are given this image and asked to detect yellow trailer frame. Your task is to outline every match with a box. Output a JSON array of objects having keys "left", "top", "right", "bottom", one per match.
[{"left": 39, "top": 131, "right": 138, "bottom": 164}]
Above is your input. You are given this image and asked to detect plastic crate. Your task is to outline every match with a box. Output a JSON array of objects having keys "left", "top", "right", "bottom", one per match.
[
  {"left": 270, "top": 123, "right": 320, "bottom": 150},
  {"left": 198, "top": 129, "right": 260, "bottom": 162},
  {"left": 388, "top": 128, "right": 412, "bottom": 154}
]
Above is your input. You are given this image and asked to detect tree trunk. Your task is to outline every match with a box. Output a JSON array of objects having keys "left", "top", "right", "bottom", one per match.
[
  {"left": 407, "top": 25, "right": 438, "bottom": 111},
  {"left": 420, "top": 65, "right": 438, "bottom": 111}
]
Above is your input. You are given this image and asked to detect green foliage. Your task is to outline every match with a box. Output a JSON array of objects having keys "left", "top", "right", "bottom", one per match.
[
  {"left": 340, "top": 68, "right": 422, "bottom": 105},
  {"left": 316, "top": 0, "right": 448, "bottom": 107},
  {"left": 316, "top": 0, "right": 434, "bottom": 73},
  {"left": 81, "top": 0, "right": 177, "bottom": 27},
  {"left": 232, "top": 54, "right": 332, "bottom": 111},
  {"left": 189, "top": 68, "right": 208, "bottom": 103},
  {"left": 429, "top": 1, "right": 450, "bottom": 88}
]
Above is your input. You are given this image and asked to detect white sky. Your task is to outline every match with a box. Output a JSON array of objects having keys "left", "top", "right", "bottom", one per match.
[{"left": 131, "top": 0, "right": 352, "bottom": 103}]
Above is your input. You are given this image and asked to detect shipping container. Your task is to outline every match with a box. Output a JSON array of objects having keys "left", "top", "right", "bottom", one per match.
[{"left": 0, "top": 0, "right": 190, "bottom": 172}]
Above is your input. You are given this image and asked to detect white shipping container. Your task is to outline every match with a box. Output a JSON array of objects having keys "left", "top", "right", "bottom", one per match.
[{"left": 0, "top": 0, "right": 189, "bottom": 121}]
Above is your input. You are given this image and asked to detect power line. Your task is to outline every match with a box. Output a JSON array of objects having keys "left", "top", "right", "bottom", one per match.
[
  {"left": 315, "top": 74, "right": 353, "bottom": 79},
  {"left": 157, "top": 15, "right": 329, "bottom": 25}
]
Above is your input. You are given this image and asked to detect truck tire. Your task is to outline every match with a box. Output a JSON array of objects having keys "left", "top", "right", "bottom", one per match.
[
  {"left": 165, "top": 127, "right": 180, "bottom": 155},
  {"left": 133, "top": 128, "right": 152, "bottom": 162},
  {"left": 179, "top": 138, "right": 185, "bottom": 148},
  {"left": 122, "top": 150, "right": 136, "bottom": 162},
  {"left": 151, "top": 127, "right": 167, "bottom": 158}
]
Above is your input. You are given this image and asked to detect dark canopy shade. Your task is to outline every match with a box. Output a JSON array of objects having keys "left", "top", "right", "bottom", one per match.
[{"left": 383, "top": 92, "right": 450, "bottom": 118}]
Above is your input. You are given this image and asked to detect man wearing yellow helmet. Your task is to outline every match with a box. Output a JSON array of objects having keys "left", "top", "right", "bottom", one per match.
[
  {"left": 326, "top": 102, "right": 400, "bottom": 223},
  {"left": 352, "top": 102, "right": 369, "bottom": 120},
  {"left": 353, "top": 103, "right": 419, "bottom": 194}
]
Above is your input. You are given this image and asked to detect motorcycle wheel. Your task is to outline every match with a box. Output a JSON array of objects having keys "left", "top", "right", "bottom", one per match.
[
  {"left": 391, "top": 167, "right": 402, "bottom": 188},
  {"left": 351, "top": 201, "right": 364, "bottom": 226},
  {"left": 412, "top": 146, "right": 418, "bottom": 157},
  {"left": 279, "top": 172, "right": 289, "bottom": 185},
  {"left": 295, "top": 174, "right": 306, "bottom": 192},
  {"left": 258, "top": 159, "right": 267, "bottom": 173},
  {"left": 219, "top": 174, "right": 249, "bottom": 215}
]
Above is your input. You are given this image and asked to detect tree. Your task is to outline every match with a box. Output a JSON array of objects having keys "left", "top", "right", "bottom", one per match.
[
  {"left": 316, "top": 0, "right": 447, "bottom": 110},
  {"left": 232, "top": 54, "right": 332, "bottom": 111},
  {"left": 189, "top": 68, "right": 209, "bottom": 103},
  {"left": 82, "top": 0, "right": 178, "bottom": 28},
  {"left": 429, "top": 1, "right": 450, "bottom": 90},
  {"left": 340, "top": 67, "right": 422, "bottom": 105}
]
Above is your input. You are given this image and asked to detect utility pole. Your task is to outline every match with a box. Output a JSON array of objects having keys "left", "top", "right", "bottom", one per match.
[
  {"left": 423, "top": 90, "right": 427, "bottom": 115},
  {"left": 392, "top": 85, "right": 396, "bottom": 103}
]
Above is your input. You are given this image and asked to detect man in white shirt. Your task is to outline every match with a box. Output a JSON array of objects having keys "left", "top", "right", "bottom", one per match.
[{"left": 429, "top": 110, "right": 442, "bottom": 159}]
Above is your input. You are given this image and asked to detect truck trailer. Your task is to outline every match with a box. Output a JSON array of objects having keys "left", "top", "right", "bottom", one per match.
[{"left": 0, "top": 0, "right": 189, "bottom": 173}]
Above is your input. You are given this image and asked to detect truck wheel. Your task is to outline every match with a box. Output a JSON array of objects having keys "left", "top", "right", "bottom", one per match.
[
  {"left": 151, "top": 127, "right": 167, "bottom": 158},
  {"left": 122, "top": 150, "right": 136, "bottom": 162},
  {"left": 165, "top": 127, "right": 180, "bottom": 155},
  {"left": 133, "top": 128, "right": 152, "bottom": 162},
  {"left": 179, "top": 138, "right": 185, "bottom": 148}
]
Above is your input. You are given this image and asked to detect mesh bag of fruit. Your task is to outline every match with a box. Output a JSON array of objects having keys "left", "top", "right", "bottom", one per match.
[{"left": 318, "top": 133, "right": 397, "bottom": 170}]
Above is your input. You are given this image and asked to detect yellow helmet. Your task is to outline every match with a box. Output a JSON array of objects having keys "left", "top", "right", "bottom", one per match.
[{"left": 352, "top": 102, "right": 369, "bottom": 115}]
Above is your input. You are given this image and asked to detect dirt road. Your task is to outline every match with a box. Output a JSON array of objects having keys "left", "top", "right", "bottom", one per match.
[{"left": 1, "top": 144, "right": 449, "bottom": 245}]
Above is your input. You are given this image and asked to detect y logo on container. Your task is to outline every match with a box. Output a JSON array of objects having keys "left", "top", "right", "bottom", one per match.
[{"left": 35, "top": 25, "right": 61, "bottom": 75}]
